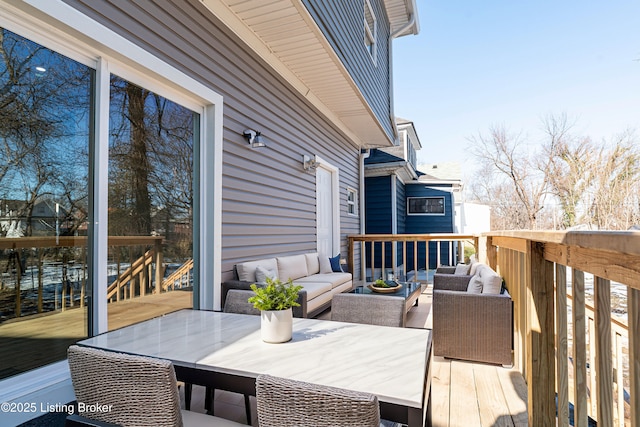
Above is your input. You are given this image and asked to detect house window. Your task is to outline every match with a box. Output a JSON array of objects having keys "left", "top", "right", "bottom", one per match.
[
  {"left": 408, "top": 197, "right": 445, "bottom": 215},
  {"left": 364, "top": 0, "right": 377, "bottom": 63},
  {"left": 0, "top": 28, "right": 92, "bottom": 379},
  {"left": 107, "top": 75, "right": 196, "bottom": 330},
  {"left": 0, "top": 23, "right": 214, "bottom": 381},
  {"left": 347, "top": 187, "right": 357, "bottom": 216}
]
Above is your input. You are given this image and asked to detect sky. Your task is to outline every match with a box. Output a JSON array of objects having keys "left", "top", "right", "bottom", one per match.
[{"left": 392, "top": 1, "right": 640, "bottom": 174}]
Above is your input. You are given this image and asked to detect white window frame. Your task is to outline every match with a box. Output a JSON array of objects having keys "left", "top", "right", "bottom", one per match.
[
  {"left": 346, "top": 187, "right": 358, "bottom": 216},
  {"left": 364, "top": 0, "right": 377, "bottom": 63},
  {"left": 0, "top": 1, "right": 224, "bottom": 421},
  {"left": 407, "top": 196, "right": 446, "bottom": 216}
]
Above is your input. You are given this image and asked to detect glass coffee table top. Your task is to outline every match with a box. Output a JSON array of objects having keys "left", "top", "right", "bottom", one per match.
[{"left": 351, "top": 281, "right": 422, "bottom": 300}]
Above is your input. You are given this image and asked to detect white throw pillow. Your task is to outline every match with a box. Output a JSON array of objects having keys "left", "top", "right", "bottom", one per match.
[
  {"left": 467, "top": 274, "right": 483, "bottom": 293},
  {"left": 454, "top": 263, "right": 470, "bottom": 275},
  {"left": 469, "top": 262, "right": 480, "bottom": 276},
  {"left": 305, "top": 253, "right": 320, "bottom": 275},
  {"left": 255, "top": 266, "right": 278, "bottom": 284},
  {"left": 482, "top": 274, "right": 503, "bottom": 294},
  {"left": 319, "top": 254, "right": 333, "bottom": 274}
]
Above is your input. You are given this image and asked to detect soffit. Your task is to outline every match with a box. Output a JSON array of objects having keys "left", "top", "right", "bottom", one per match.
[
  {"left": 384, "top": 0, "right": 419, "bottom": 36},
  {"left": 365, "top": 161, "right": 417, "bottom": 182},
  {"left": 201, "top": 0, "right": 399, "bottom": 147}
]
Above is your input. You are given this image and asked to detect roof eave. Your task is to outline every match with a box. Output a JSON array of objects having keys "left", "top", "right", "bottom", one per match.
[{"left": 202, "top": 0, "right": 397, "bottom": 147}]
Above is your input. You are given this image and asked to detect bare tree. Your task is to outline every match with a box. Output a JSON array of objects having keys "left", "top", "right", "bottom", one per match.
[
  {"left": 543, "top": 114, "right": 596, "bottom": 229},
  {"left": 588, "top": 131, "right": 640, "bottom": 229},
  {"left": 468, "top": 124, "right": 549, "bottom": 229}
]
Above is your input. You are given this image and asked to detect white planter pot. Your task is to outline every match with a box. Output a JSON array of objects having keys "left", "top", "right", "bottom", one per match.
[{"left": 260, "top": 308, "right": 293, "bottom": 343}]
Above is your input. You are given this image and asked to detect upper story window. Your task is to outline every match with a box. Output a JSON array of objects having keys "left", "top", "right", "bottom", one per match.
[
  {"left": 364, "top": 0, "right": 377, "bottom": 63},
  {"left": 408, "top": 197, "right": 445, "bottom": 215},
  {"left": 347, "top": 187, "right": 358, "bottom": 216}
]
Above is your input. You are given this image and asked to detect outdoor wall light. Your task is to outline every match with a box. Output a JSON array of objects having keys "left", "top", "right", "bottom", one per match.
[
  {"left": 243, "top": 129, "right": 266, "bottom": 148},
  {"left": 303, "top": 154, "right": 320, "bottom": 171}
]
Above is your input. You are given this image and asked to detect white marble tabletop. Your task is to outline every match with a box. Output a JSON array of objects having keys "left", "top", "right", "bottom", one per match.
[{"left": 78, "top": 309, "right": 431, "bottom": 409}]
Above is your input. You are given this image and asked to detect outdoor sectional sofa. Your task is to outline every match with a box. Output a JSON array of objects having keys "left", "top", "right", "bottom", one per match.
[
  {"left": 221, "top": 253, "right": 353, "bottom": 318},
  {"left": 432, "top": 262, "right": 513, "bottom": 366}
]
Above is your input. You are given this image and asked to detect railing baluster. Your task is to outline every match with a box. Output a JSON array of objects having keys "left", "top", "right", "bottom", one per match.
[
  {"left": 556, "top": 264, "right": 569, "bottom": 427},
  {"left": 370, "top": 241, "right": 375, "bottom": 282},
  {"left": 589, "top": 316, "right": 597, "bottom": 418},
  {"left": 572, "top": 269, "right": 588, "bottom": 427},
  {"left": 595, "top": 276, "right": 613, "bottom": 426},
  {"left": 629, "top": 287, "right": 640, "bottom": 427},
  {"left": 615, "top": 331, "right": 624, "bottom": 427}
]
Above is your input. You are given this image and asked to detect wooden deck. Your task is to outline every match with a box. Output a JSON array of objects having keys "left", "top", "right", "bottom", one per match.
[
  {"left": 183, "top": 287, "right": 529, "bottom": 426},
  {"left": 0, "top": 291, "right": 192, "bottom": 378},
  {"left": 8, "top": 286, "right": 528, "bottom": 426}
]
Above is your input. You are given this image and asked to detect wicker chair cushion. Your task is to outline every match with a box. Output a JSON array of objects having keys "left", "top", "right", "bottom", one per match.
[
  {"left": 467, "top": 274, "right": 483, "bottom": 293},
  {"left": 256, "top": 374, "right": 380, "bottom": 427},
  {"left": 67, "top": 345, "right": 183, "bottom": 427},
  {"left": 454, "top": 263, "right": 471, "bottom": 275}
]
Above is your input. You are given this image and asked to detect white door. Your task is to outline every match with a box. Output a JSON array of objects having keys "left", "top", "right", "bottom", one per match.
[{"left": 316, "top": 165, "right": 336, "bottom": 256}]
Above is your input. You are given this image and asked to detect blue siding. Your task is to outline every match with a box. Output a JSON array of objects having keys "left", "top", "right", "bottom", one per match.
[
  {"left": 396, "top": 177, "right": 406, "bottom": 233},
  {"left": 365, "top": 176, "right": 392, "bottom": 233},
  {"left": 364, "top": 176, "right": 393, "bottom": 274},
  {"left": 302, "top": 0, "right": 393, "bottom": 141},
  {"left": 404, "top": 184, "right": 455, "bottom": 269}
]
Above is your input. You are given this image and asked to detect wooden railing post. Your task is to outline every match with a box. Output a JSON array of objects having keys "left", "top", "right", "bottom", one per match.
[
  {"left": 154, "top": 239, "right": 163, "bottom": 294},
  {"left": 486, "top": 236, "right": 497, "bottom": 271},
  {"left": 527, "top": 241, "right": 556, "bottom": 426}
]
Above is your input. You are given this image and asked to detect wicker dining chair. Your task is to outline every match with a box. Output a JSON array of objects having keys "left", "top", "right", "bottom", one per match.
[
  {"left": 331, "top": 293, "right": 405, "bottom": 327},
  {"left": 255, "top": 374, "right": 380, "bottom": 427},
  {"left": 223, "top": 289, "right": 261, "bottom": 315},
  {"left": 66, "top": 345, "right": 243, "bottom": 427}
]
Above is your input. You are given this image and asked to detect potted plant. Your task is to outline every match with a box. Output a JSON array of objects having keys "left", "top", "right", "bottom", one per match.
[{"left": 249, "top": 277, "right": 303, "bottom": 343}]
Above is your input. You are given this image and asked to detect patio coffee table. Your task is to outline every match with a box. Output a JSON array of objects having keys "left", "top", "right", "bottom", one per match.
[{"left": 351, "top": 281, "right": 423, "bottom": 314}]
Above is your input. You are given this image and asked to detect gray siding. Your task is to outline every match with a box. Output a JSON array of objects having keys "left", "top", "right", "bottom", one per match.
[
  {"left": 302, "top": 0, "right": 394, "bottom": 142},
  {"left": 63, "top": 0, "right": 362, "bottom": 281}
]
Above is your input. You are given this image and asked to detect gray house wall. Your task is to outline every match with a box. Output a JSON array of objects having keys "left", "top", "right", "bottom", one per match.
[
  {"left": 302, "top": 0, "right": 394, "bottom": 142},
  {"left": 63, "top": 0, "right": 362, "bottom": 281}
]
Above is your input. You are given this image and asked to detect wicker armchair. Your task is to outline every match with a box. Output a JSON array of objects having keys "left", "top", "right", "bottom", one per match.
[
  {"left": 432, "top": 272, "right": 513, "bottom": 366},
  {"left": 255, "top": 374, "right": 380, "bottom": 427},
  {"left": 66, "top": 345, "right": 243, "bottom": 427},
  {"left": 331, "top": 293, "right": 405, "bottom": 327}
]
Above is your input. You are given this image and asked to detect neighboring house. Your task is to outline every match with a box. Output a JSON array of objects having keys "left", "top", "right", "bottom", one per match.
[
  {"left": 0, "top": 199, "right": 72, "bottom": 237},
  {"left": 364, "top": 120, "right": 466, "bottom": 277},
  {"left": 0, "top": 0, "right": 418, "bottom": 422},
  {"left": 418, "top": 162, "right": 491, "bottom": 237}
]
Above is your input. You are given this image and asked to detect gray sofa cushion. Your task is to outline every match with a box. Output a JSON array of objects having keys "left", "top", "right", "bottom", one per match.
[
  {"left": 295, "top": 272, "right": 352, "bottom": 289},
  {"left": 277, "top": 255, "right": 309, "bottom": 281},
  {"left": 297, "top": 282, "right": 332, "bottom": 300}
]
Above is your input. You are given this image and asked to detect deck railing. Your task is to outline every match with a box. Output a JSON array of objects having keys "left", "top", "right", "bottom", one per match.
[
  {"left": 485, "top": 231, "right": 639, "bottom": 427},
  {"left": 347, "top": 233, "right": 478, "bottom": 282},
  {"left": 0, "top": 236, "right": 170, "bottom": 317}
]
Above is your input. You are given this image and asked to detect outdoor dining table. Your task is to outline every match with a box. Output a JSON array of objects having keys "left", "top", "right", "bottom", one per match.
[{"left": 76, "top": 309, "right": 432, "bottom": 427}]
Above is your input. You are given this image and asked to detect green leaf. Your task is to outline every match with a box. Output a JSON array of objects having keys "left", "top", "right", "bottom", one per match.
[{"left": 247, "top": 277, "right": 303, "bottom": 311}]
